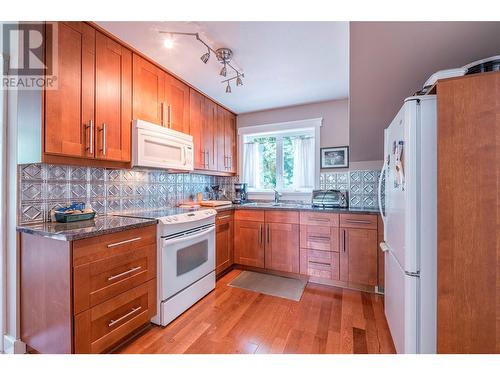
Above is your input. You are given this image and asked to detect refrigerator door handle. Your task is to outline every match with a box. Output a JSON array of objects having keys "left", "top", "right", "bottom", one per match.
[{"left": 378, "top": 162, "right": 387, "bottom": 226}]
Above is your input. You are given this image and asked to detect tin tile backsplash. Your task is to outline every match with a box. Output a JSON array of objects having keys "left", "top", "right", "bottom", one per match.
[
  {"left": 18, "top": 164, "right": 383, "bottom": 224},
  {"left": 320, "top": 169, "right": 383, "bottom": 209},
  {"left": 18, "top": 164, "right": 238, "bottom": 224}
]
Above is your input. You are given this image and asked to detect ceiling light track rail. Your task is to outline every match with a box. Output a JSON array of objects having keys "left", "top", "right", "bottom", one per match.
[{"left": 159, "top": 30, "right": 244, "bottom": 93}]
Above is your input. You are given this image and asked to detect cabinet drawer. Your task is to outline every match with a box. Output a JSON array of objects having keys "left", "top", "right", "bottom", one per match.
[
  {"left": 73, "top": 225, "right": 156, "bottom": 267},
  {"left": 73, "top": 244, "right": 156, "bottom": 314},
  {"left": 300, "top": 225, "right": 339, "bottom": 252},
  {"left": 340, "top": 214, "right": 377, "bottom": 230},
  {"left": 300, "top": 249, "right": 339, "bottom": 280},
  {"left": 265, "top": 210, "right": 299, "bottom": 224},
  {"left": 300, "top": 211, "right": 339, "bottom": 227},
  {"left": 74, "top": 279, "right": 156, "bottom": 354},
  {"left": 235, "top": 209, "right": 264, "bottom": 222},
  {"left": 216, "top": 212, "right": 234, "bottom": 225}
]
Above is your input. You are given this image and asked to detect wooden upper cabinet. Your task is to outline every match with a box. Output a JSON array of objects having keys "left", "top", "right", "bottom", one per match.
[
  {"left": 132, "top": 54, "right": 165, "bottom": 126},
  {"left": 164, "top": 73, "right": 190, "bottom": 133},
  {"left": 189, "top": 89, "right": 205, "bottom": 170},
  {"left": 340, "top": 227, "right": 378, "bottom": 286},
  {"left": 203, "top": 98, "right": 218, "bottom": 171},
  {"left": 225, "top": 111, "right": 237, "bottom": 173},
  {"left": 44, "top": 22, "right": 95, "bottom": 158},
  {"left": 265, "top": 222, "right": 300, "bottom": 274},
  {"left": 216, "top": 105, "right": 237, "bottom": 173},
  {"left": 216, "top": 105, "right": 227, "bottom": 171},
  {"left": 95, "top": 32, "right": 132, "bottom": 162}
]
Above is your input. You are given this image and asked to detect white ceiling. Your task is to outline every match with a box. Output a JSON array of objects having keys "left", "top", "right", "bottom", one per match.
[{"left": 97, "top": 21, "right": 349, "bottom": 114}]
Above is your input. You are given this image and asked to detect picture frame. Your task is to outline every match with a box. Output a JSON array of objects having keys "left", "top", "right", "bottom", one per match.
[{"left": 320, "top": 146, "right": 349, "bottom": 169}]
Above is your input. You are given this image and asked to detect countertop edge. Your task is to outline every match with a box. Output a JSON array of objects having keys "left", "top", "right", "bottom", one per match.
[{"left": 16, "top": 218, "right": 158, "bottom": 241}]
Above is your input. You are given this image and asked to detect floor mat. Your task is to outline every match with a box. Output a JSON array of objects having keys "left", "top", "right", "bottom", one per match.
[{"left": 228, "top": 271, "right": 307, "bottom": 301}]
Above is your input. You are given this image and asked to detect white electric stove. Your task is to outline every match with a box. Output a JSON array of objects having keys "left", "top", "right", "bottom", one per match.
[{"left": 116, "top": 208, "right": 217, "bottom": 326}]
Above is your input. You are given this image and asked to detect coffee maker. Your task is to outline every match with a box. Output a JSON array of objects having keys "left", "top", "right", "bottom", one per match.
[{"left": 233, "top": 183, "right": 248, "bottom": 204}]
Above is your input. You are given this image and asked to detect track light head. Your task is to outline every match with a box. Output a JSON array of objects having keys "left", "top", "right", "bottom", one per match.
[
  {"left": 225, "top": 82, "right": 232, "bottom": 93},
  {"left": 220, "top": 64, "right": 227, "bottom": 77},
  {"left": 200, "top": 50, "right": 210, "bottom": 64},
  {"left": 236, "top": 76, "right": 243, "bottom": 86}
]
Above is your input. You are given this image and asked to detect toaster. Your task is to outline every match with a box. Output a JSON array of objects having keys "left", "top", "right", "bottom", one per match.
[{"left": 312, "top": 189, "right": 348, "bottom": 208}]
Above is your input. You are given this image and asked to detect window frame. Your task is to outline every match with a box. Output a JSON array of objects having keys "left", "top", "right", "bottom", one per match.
[{"left": 238, "top": 118, "right": 322, "bottom": 200}]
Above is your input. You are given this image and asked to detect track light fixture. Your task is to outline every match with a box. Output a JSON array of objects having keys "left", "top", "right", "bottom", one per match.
[{"left": 159, "top": 30, "right": 244, "bottom": 93}]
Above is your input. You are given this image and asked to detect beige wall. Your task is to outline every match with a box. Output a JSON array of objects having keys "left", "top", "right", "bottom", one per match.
[{"left": 350, "top": 21, "right": 500, "bottom": 162}]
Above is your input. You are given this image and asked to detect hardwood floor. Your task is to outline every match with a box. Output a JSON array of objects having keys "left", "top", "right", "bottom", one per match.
[{"left": 116, "top": 270, "right": 396, "bottom": 354}]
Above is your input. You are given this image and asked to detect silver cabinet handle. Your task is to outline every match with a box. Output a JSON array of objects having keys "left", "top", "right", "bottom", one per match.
[
  {"left": 266, "top": 224, "right": 270, "bottom": 244},
  {"left": 308, "top": 217, "right": 330, "bottom": 222},
  {"left": 309, "top": 260, "right": 331, "bottom": 267},
  {"left": 161, "top": 102, "right": 166, "bottom": 127},
  {"left": 342, "top": 229, "right": 347, "bottom": 252},
  {"left": 100, "top": 123, "right": 106, "bottom": 156},
  {"left": 107, "top": 237, "right": 142, "bottom": 248},
  {"left": 218, "top": 215, "right": 232, "bottom": 220},
  {"left": 308, "top": 235, "right": 331, "bottom": 242},
  {"left": 259, "top": 224, "right": 263, "bottom": 246},
  {"left": 167, "top": 104, "right": 172, "bottom": 128},
  {"left": 108, "top": 306, "right": 142, "bottom": 327},
  {"left": 345, "top": 219, "right": 373, "bottom": 225},
  {"left": 86, "top": 120, "right": 94, "bottom": 154},
  {"left": 107, "top": 266, "right": 142, "bottom": 281},
  {"left": 206, "top": 151, "right": 210, "bottom": 168}
]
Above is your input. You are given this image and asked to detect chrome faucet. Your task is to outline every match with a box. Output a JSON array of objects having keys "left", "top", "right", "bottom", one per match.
[{"left": 273, "top": 189, "right": 282, "bottom": 204}]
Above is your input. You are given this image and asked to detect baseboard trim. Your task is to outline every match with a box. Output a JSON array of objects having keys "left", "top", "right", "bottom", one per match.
[{"left": 3, "top": 335, "right": 26, "bottom": 354}]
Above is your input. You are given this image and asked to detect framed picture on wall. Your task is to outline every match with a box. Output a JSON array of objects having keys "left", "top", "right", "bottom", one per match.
[{"left": 320, "top": 146, "right": 349, "bottom": 168}]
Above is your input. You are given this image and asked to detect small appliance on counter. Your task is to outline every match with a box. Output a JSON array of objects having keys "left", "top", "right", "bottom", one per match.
[
  {"left": 311, "top": 189, "right": 348, "bottom": 208},
  {"left": 233, "top": 183, "right": 248, "bottom": 204}
]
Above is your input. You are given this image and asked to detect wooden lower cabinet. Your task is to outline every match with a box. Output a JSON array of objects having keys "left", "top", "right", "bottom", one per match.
[
  {"left": 20, "top": 224, "right": 157, "bottom": 354},
  {"left": 216, "top": 212, "right": 234, "bottom": 276},
  {"left": 74, "top": 279, "right": 156, "bottom": 354},
  {"left": 340, "top": 227, "right": 378, "bottom": 286},
  {"left": 234, "top": 219, "right": 265, "bottom": 268},
  {"left": 300, "top": 249, "right": 340, "bottom": 280},
  {"left": 265, "top": 222, "right": 300, "bottom": 273},
  {"left": 234, "top": 211, "right": 380, "bottom": 288}
]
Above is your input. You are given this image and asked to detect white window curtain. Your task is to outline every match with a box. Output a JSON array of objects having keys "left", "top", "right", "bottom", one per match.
[
  {"left": 243, "top": 142, "right": 260, "bottom": 188},
  {"left": 292, "top": 137, "right": 314, "bottom": 190}
]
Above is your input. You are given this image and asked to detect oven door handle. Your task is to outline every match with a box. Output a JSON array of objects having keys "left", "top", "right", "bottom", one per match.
[{"left": 164, "top": 226, "right": 215, "bottom": 246}]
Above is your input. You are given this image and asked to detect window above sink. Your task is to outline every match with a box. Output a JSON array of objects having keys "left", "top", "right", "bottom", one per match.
[{"left": 238, "top": 118, "right": 322, "bottom": 201}]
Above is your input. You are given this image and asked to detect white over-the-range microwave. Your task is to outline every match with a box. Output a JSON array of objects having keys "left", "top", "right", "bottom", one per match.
[{"left": 132, "top": 119, "right": 194, "bottom": 171}]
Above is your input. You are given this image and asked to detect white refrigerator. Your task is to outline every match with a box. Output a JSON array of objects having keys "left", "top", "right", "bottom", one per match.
[{"left": 378, "top": 95, "right": 437, "bottom": 354}]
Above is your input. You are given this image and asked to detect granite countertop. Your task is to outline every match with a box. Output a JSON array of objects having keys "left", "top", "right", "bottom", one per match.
[
  {"left": 213, "top": 202, "right": 379, "bottom": 215},
  {"left": 16, "top": 215, "right": 158, "bottom": 241},
  {"left": 17, "top": 202, "right": 378, "bottom": 241}
]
